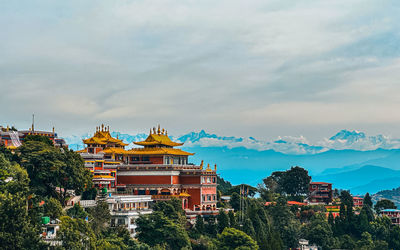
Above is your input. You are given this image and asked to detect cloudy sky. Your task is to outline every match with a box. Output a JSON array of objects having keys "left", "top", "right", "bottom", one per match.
[{"left": 1, "top": 0, "right": 400, "bottom": 140}]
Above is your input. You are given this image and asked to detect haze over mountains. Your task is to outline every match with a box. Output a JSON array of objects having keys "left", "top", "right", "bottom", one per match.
[{"left": 65, "top": 130, "right": 400, "bottom": 194}]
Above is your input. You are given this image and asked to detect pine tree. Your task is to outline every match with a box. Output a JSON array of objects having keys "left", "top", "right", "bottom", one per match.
[
  {"left": 364, "top": 193, "right": 373, "bottom": 207},
  {"left": 217, "top": 211, "right": 230, "bottom": 233},
  {"left": 228, "top": 210, "right": 237, "bottom": 228},
  {"left": 242, "top": 218, "right": 256, "bottom": 239},
  {"left": 195, "top": 215, "right": 205, "bottom": 234}
]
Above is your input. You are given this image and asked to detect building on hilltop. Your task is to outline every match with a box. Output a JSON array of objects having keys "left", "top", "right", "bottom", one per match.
[
  {"left": 353, "top": 196, "right": 364, "bottom": 208},
  {"left": 307, "top": 182, "right": 333, "bottom": 204},
  {"left": 0, "top": 125, "right": 67, "bottom": 150},
  {"left": 380, "top": 209, "right": 400, "bottom": 226},
  {"left": 79, "top": 125, "right": 218, "bottom": 219}
]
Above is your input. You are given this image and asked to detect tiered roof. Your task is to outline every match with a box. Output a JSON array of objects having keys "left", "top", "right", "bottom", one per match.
[
  {"left": 83, "top": 124, "right": 128, "bottom": 146},
  {"left": 134, "top": 125, "right": 183, "bottom": 147},
  {"left": 102, "top": 147, "right": 194, "bottom": 156},
  {"left": 98, "top": 125, "right": 193, "bottom": 156}
]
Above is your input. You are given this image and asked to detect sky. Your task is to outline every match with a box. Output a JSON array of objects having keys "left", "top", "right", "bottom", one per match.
[{"left": 1, "top": 0, "right": 400, "bottom": 141}]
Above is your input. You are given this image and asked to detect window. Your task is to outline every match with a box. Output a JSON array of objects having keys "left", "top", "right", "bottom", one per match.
[
  {"left": 138, "top": 190, "right": 146, "bottom": 195},
  {"left": 130, "top": 218, "right": 135, "bottom": 224},
  {"left": 213, "top": 177, "right": 216, "bottom": 183},
  {"left": 207, "top": 177, "right": 211, "bottom": 183},
  {"left": 202, "top": 195, "right": 205, "bottom": 201},
  {"left": 117, "top": 219, "right": 125, "bottom": 225},
  {"left": 131, "top": 229, "right": 134, "bottom": 234},
  {"left": 150, "top": 190, "right": 158, "bottom": 195},
  {"left": 142, "top": 156, "right": 149, "bottom": 162},
  {"left": 131, "top": 157, "right": 139, "bottom": 162},
  {"left": 208, "top": 195, "right": 211, "bottom": 201}
]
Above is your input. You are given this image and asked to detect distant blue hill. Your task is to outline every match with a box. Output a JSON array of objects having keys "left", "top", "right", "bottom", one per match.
[
  {"left": 313, "top": 165, "right": 400, "bottom": 195},
  {"left": 184, "top": 145, "right": 400, "bottom": 187}
]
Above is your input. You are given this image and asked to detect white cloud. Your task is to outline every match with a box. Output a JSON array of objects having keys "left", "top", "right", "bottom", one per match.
[{"left": 1, "top": 1, "right": 400, "bottom": 139}]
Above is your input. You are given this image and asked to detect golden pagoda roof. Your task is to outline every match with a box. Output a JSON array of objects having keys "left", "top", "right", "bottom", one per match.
[
  {"left": 134, "top": 125, "right": 183, "bottom": 147},
  {"left": 102, "top": 147, "right": 194, "bottom": 156},
  {"left": 83, "top": 124, "right": 128, "bottom": 146},
  {"left": 179, "top": 191, "right": 191, "bottom": 197}
]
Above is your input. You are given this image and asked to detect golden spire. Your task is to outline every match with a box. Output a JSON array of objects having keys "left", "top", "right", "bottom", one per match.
[
  {"left": 52, "top": 127, "right": 55, "bottom": 133},
  {"left": 149, "top": 128, "right": 152, "bottom": 135},
  {"left": 200, "top": 160, "right": 204, "bottom": 168},
  {"left": 162, "top": 128, "right": 165, "bottom": 135},
  {"left": 101, "top": 124, "right": 104, "bottom": 131},
  {"left": 107, "top": 126, "right": 110, "bottom": 132},
  {"left": 157, "top": 124, "right": 161, "bottom": 135},
  {"left": 153, "top": 127, "right": 156, "bottom": 134},
  {"left": 214, "top": 164, "right": 217, "bottom": 171},
  {"left": 166, "top": 130, "right": 168, "bottom": 136}
]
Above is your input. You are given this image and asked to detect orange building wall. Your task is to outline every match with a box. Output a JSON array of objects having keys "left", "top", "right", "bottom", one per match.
[
  {"left": 117, "top": 175, "right": 171, "bottom": 184},
  {"left": 180, "top": 176, "right": 200, "bottom": 184},
  {"left": 149, "top": 156, "right": 163, "bottom": 164},
  {"left": 187, "top": 188, "right": 201, "bottom": 209},
  {"left": 201, "top": 186, "right": 217, "bottom": 194},
  {"left": 172, "top": 176, "right": 180, "bottom": 184}
]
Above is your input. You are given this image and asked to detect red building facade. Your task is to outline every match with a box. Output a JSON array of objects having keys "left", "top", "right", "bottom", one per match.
[
  {"left": 308, "top": 182, "right": 333, "bottom": 204},
  {"left": 80, "top": 125, "right": 218, "bottom": 217}
]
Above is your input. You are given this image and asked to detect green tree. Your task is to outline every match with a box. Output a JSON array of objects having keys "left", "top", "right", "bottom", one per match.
[
  {"left": 301, "top": 214, "right": 334, "bottom": 249},
  {"left": 0, "top": 154, "right": 44, "bottom": 250},
  {"left": 242, "top": 218, "right": 256, "bottom": 239},
  {"left": 43, "top": 197, "right": 64, "bottom": 219},
  {"left": 17, "top": 141, "right": 92, "bottom": 206},
  {"left": 195, "top": 215, "right": 205, "bottom": 234},
  {"left": 364, "top": 193, "right": 373, "bottom": 207},
  {"left": 217, "top": 176, "right": 233, "bottom": 194},
  {"left": 228, "top": 210, "right": 237, "bottom": 228},
  {"left": 230, "top": 192, "right": 240, "bottom": 211},
  {"left": 153, "top": 198, "right": 185, "bottom": 224},
  {"left": 339, "top": 235, "right": 356, "bottom": 250},
  {"left": 356, "top": 232, "right": 374, "bottom": 250},
  {"left": 136, "top": 212, "right": 191, "bottom": 249},
  {"left": 218, "top": 211, "right": 230, "bottom": 233},
  {"left": 216, "top": 227, "right": 259, "bottom": 250},
  {"left": 280, "top": 166, "right": 311, "bottom": 196},
  {"left": 67, "top": 204, "right": 89, "bottom": 220},
  {"left": 388, "top": 225, "right": 400, "bottom": 250},
  {"left": 58, "top": 215, "right": 96, "bottom": 250},
  {"left": 24, "top": 134, "right": 54, "bottom": 146},
  {"left": 82, "top": 187, "right": 97, "bottom": 200},
  {"left": 375, "top": 199, "right": 396, "bottom": 213},
  {"left": 87, "top": 200, "right": 111, "bottom": 234}
]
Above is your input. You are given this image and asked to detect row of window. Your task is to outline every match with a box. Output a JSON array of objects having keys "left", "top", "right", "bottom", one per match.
[
  {"left": 202, "top": 177, "right": 216, "bottom": 184},
  {"left": 202, "top": 195, "right": 217, "bottom": 202}
]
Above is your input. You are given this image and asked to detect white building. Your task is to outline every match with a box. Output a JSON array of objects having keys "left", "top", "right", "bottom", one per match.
[{"left": 107, "top": 195, "right": 153, "bottom": 237}]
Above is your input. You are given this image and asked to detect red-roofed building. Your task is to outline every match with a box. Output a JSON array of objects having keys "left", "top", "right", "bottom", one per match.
[
  {"left": 287, "top": 201, "right": 307, "bottom": 206},
  {"left": 308, "top": 182, "right": 333, "bottom": 204},
  {"left": 353, "top": 196, "right": 363, "bottom": 208}
]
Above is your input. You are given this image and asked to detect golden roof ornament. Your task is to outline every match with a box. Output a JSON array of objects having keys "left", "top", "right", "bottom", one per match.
[
  {"left": 200, "top": 160, "right": 204, "bottom": 168},
  {"left": 157, "top": 124, "right": 161, "bottom": 135},
  {"left": 153, "top": 127, "right": 156, "bottom": 134},
  {"left": 214, "top": 164, "right": 217, "bottom": 171},
  {"left": 162, "top": 128, "right": 165, "bottom": 135},
  {"left": 149, "top": 128, "right": 152, "bottom": 135}
]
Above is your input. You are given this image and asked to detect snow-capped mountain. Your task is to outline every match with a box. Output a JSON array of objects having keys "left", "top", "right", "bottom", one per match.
[{"left": 64, "top": 129, "right": 400, "bottom": 155}]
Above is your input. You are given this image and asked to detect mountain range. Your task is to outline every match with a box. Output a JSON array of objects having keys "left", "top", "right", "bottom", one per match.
[{"left": 64, "top": 130, "right": 400, "bottom": 195}]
